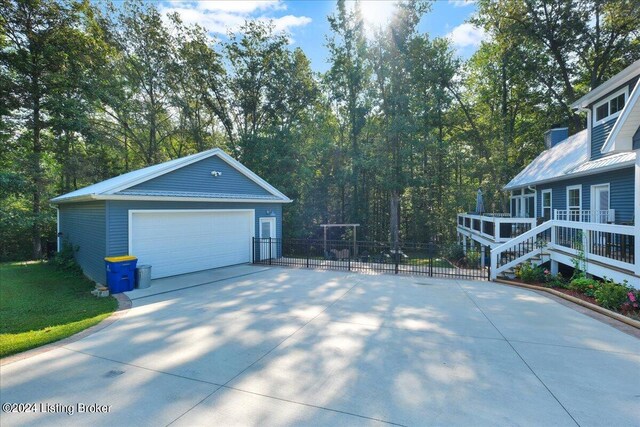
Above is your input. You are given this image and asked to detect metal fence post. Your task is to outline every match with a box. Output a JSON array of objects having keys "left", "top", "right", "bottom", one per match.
[
  {"left": 394, "top": 245, "right": 399, "bottom": 274},
  {"left": 429, "top": 244, "right": 433, "bottom": 277},
  {"left": 252, "top": 237, "right": 255, "bottom": 264},
  {"left": 348, "top": 250, "right": 351, "bottom": 271},
  {"left": 269, "top": 237, "right": 272, "bottom": 265},
  {"left": 306, "top": 239, "right": 310, "bottom": 268}
]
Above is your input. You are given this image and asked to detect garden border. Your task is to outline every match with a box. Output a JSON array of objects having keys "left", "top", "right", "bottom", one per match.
[
  {"left": 496, "top": 279, "right": 640, "bottom": 330},
  {"left": 0, "top": 293, "right": 132, "bottom": 366}
]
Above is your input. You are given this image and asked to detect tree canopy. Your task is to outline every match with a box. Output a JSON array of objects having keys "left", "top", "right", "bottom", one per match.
[{"left": 1, "top": 0, "right": 638, "bottom": 260}]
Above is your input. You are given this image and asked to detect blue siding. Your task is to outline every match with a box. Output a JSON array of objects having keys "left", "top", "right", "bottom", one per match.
[
  {"left": 58, "top": 202, "right": 107, "bottom": 284},
  {"left": 590, "top": 119, "right": 617, "bottom": 160},
  {"left": 536, "top": 167, "right": 634, "bottom": 223},
  {"left": 127, "top": 156, "right": 272, "bottom": 196},
  {"left": 589, "top": 76, "right": 639, "bottom": 160},
  {"left": 106, "top": 201, "right": 282, "bottom": 256},
  {"left": 633, "top": 126, "right": 640, "bottom": 151}
]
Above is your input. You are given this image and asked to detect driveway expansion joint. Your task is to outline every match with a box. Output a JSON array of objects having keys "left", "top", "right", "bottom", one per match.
[{"left": 455, "top": 280, "right": 581, "bottom": 426}]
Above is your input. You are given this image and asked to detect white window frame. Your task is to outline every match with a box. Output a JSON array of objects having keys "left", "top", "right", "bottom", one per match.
[
  {"left": 590, "top": 183, "right": 611, "bottom": 222},
  {"left": 566, "top": 185, "right": 582, "bottom": 221},
  {"left": 593, "top": 87, "right": 629, "bottom": 126},
  {"left": 541, "top": 189, "right": 552, "bottom": 220}
]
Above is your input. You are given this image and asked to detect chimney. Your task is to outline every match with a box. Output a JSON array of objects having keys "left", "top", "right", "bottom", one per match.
[{"left": 544, "top": 127, "right": 569, "bottom": 149}]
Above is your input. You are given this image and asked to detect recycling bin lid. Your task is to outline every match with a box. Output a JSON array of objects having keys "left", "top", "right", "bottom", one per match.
[{"left": 105, "top": 255, "right": 138, "bottom": 262}]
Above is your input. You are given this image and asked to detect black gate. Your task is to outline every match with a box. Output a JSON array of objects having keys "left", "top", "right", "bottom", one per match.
[{"left": 253, "top": 238, "right": 489, "bottom": 280}]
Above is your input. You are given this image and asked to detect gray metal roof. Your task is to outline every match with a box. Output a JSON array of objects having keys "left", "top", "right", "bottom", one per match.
[
  {"left": 504, "top": 129, "right": 636, "bottom": 191},
  {"left": 504, "top": 130, "right": 588, "bottom": 190}
]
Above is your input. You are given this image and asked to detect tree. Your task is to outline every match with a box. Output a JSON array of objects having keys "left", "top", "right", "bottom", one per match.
[{"left": 1, "top": 0, "right": 90, "bottom": 258}]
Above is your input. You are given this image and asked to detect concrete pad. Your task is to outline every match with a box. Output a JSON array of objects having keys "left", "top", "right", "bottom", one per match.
[
  {"left": 326, "top": 276, "right": 503, "bottom": 339},
  {"left": 459, "top": 281, "right": 640, "bottom": 354},
  {"left": 0, "top": 347, "right": 217, "bottom": 427},
  {"left": 125, "top": 264, "right": 270, "bottom": 300},
  {"left": 2, "top": 266, "right": 637, "bottom": 426},
  {"left": 227, "top": 320, "right": 574, "bottom": 426},
  {"left": 172, "top": 387, "right": 390, "bottom": 427},
  {"left": 65, "top": 308, "right": 309, "bottom": 385},
  {"left": 511, "top": 341, "right": 640, "bottom": 427}
]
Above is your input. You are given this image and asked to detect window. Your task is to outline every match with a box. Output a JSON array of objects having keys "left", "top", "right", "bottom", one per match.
[
  {"left": 567, "top": 185, "right": 581, "bottom": 221},
  {"left": 510, "top": 188, "right": 536, "bottom": 218},
  {"left": 610, "top": 93, "right": 625, "bottom": 115},
  {"left": 593, "top": 88, "right": 628, "bottom": 126},
  {"left": 541, "top": 190, "right": 552, "bottom": 221}
]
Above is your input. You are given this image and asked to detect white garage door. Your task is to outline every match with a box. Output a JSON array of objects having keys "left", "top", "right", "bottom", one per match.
[{"left": 130, "top": 210, "right": 254, "bottom": 279}]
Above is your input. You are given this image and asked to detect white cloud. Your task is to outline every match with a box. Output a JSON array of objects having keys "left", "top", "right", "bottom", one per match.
[
  {"left": 447, "top": 22, "right": 486, "bottom": 48},
  {"left": 448, "top": 0, "right": 476, "bottom": 7},
  {"left": 161, "top": 1, "right": 310, "bottom": 36}
]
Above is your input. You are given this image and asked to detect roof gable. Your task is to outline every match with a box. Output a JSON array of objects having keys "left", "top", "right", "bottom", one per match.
[
  {"left": 124, "top": 155, "right": 272, "bottom": 197},
  {"left": 601, "top": 78, "right": 640, "bottom": 154},
  {"left": 51, "top": 149, "right": 291, "bottom": 204}
]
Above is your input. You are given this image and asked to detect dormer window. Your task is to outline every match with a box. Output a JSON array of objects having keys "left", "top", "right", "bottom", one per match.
[{"left": 593, "top": 87, "right": 628, "bottom": 125}]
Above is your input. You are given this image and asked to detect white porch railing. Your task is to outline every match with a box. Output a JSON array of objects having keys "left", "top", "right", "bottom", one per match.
[
  {"left": 490, "top": 219, "right": 636, "bottom": 280},
  {"left": 554, "top": 209, "right": 616, "bottom": 223},
  {"left": 457, "top": 213, "right": 537, "bottom": 243}
]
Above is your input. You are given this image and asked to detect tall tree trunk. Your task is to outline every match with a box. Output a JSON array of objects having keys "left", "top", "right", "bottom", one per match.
[{"left": 31, "top": 69, "right": 43, "bottom": 259}]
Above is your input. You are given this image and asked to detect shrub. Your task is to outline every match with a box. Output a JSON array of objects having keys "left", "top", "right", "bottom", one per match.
[
  {"left": 519, "top": 262, "right": 544, "bottom": 283},
  {"left": 50, "top": 240, "right": 81, "bottom": 272},
  {"left": 569, "top": 277, "right": 601, "bottom": 297},
  {"left": 594, "top": 280, "right": 629, "bottom": 310},
  {"left": 465, "top": 249, "right": 481, "bottom": 267},
  {"left": 545, "top": 272, "right": 567, "bottom": 288},
  {"left": 444, "top": 244, "right": 465, "bottom": 262}
]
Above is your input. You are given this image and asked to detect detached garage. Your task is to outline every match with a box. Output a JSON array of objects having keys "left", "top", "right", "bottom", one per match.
[{"left": 51, "top": 149, "right": 291, "bottom": 284}]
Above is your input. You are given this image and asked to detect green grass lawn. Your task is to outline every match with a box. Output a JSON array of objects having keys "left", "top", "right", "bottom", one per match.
[{"left": 0, "top": 262, "right": 117, "bottom": 358}]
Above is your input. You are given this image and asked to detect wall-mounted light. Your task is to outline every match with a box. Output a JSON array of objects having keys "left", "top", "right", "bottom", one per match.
[
  {"left": 266, "top": 210, "right": 274, "bottom": 216},
  {"left": 211, "top": 171, "right": 223, "bottom": 177}
]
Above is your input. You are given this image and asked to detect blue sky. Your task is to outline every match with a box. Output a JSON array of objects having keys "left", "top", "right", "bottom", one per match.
[{"left": 159, "top": 1, "right": 485, "bottom": 72}]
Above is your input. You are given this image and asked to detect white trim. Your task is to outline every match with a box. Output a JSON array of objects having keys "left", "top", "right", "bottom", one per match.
[
  {"left": 259, "top": 216, "right": 277, "bottom": 238},
  {"left": 51, "top": 148, "right": 292, "bottom": 204},
  {"left": 590, "top": 183, "right": 610, "bottom": 212},
  {"left": 571, "top": 60, "right": 640, "bottom": 109},
  {"left": 106, "top": 149, "right": 291, "bottom": 202},
  {"left": 566, "top": 185, "right": 582, "bottom": 221},
  {"left": 541, "top": 189, "right": 552, "bottom": 220},
  {"left": 592, "top": 86, "right": 629, "bottom": 127},
  {"left": 56, "top": 207, "right": 61, "bottom": 252},
  {"left": 127, "top": 209, "right": 256, "bottom": 257},
  {"left": 55, "top": 194, "right": 291, "bottom": 204},
  {"left": 601, "top": 79, "right": 640, "bottom": 154}
]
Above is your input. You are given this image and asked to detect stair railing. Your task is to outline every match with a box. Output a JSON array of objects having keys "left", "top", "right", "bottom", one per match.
[{"left": 490, "top": 220, "right": 555, "bottom": 280}]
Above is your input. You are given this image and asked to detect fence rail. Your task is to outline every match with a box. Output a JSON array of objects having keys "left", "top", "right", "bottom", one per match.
[{"left": 253, "top": 238, "right": 489, "bottom": 280}]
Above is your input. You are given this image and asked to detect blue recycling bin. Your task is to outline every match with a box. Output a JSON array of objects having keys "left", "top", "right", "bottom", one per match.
[{"left": 105, "top": 256, "right": 138, "bottom": 294}]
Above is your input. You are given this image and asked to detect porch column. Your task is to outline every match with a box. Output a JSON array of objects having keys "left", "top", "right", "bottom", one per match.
[
  {"left": 462, "top": 234, "right": 467, "bottom": 254},
  {"left": 550, "top": 260, "right": 559, "bottom": 276},
  {"left": 635, "top": 153, "right": 640, "bottom": 276}
]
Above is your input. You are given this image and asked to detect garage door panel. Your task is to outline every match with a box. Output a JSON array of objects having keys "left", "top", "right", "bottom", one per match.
[{"left": 130, "top": 210, "right": 253, "bottom": 279}]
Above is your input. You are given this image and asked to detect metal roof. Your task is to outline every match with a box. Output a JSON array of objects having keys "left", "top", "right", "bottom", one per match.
[
  {"left": 504, "top": 129, "right": 636, "bottom": 191},
  {"left": 50, "top": 148, "right": 292, "bottom": 204},
  {"left": 504, "top": 130, "right": 588, "bottom": 190}
]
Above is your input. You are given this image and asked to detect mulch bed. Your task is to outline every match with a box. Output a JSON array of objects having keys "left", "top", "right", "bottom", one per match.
[{"left": 508, "top": 278, "right": 640, "bottom": 322}]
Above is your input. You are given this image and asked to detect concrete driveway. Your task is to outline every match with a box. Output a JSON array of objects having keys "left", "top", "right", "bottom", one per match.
[{"left": 1, "top": 266, "right": 639, "bottom": 426}]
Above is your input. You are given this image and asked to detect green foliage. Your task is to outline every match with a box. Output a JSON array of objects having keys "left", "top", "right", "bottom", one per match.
[
  {"left": 569, "top": 277, "right": 601, "bottom": 297},
  {"left": 519, "top": 262, "right": 545, "bottom": 283},
  {"left": 594, "top": 280, "right": 631, "bottom": 310},
  {"left": 50, "top": 240, "right": 81, "bottom": 272},
  {"left": 1, "top": 0, "right": 638, "bottom": 263},
  {"left": 443, "top": 244, "right": 465, "bottom": 262},
  {"left": 465, "top": 249, "right": 481, "bottom": 267},
  {"left": 0, "top": 262, "right": 116, "bottom": 357}
]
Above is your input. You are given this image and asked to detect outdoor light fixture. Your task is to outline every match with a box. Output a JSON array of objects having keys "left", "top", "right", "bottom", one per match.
[{"left": 210, "top": 171, "right": 222, "bottom": 177}]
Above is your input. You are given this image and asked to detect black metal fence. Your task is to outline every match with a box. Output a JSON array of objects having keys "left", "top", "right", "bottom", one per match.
[{"left": 253, "top": 238, "right": 489, "bottom": 280}]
